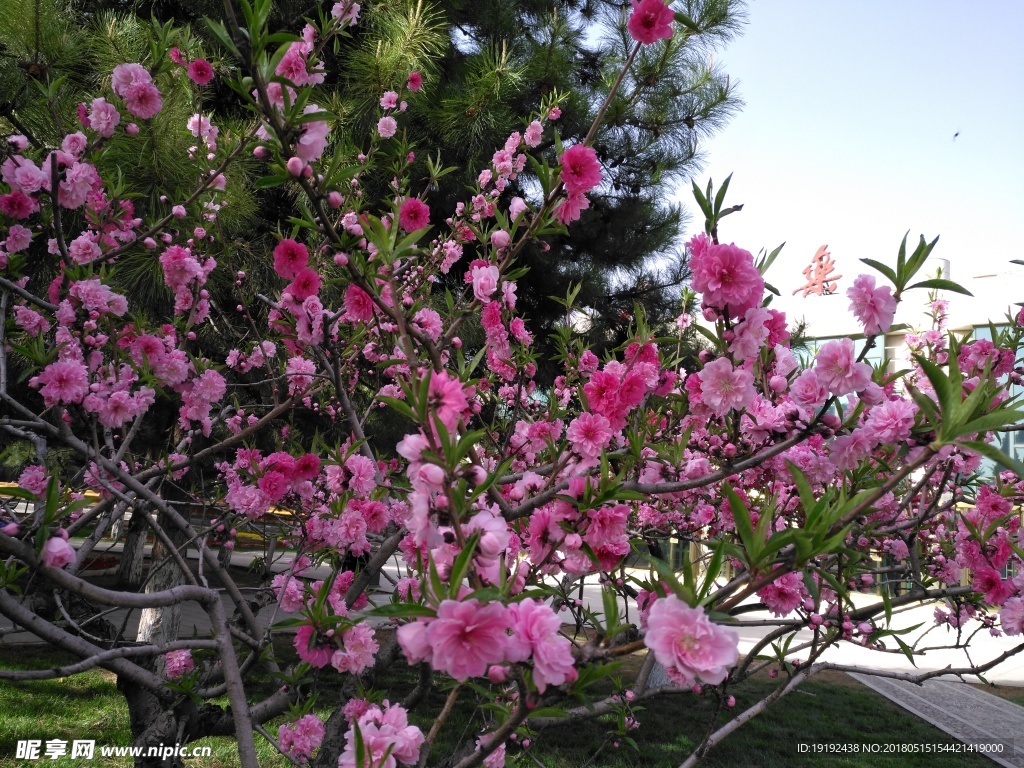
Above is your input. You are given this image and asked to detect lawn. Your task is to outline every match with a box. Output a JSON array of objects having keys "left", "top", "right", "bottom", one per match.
[{"left": 0, "top": 642, "right": 1003, "bottom": 768}]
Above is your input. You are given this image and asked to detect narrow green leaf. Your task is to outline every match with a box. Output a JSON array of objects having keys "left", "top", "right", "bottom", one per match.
[
  {"left": 959, "top": 440, "right": 1024, "bottom": 477},
  {"left": 905, "top": 278, "right": 972, "bottom": 296},
  {"left": 368, "top": 603, "right": 437, "bottom": 618},
  {"left": 691, "top": 180, "right": 711, "bottom": 218},
  {"left": 859, "top": 258, "right": 898, "bottom": 286},
  {"left": 447, "top": 532, "right": 480, "bottom": 598},
  {"left": 673, "top": 11, "right": 701, "bottom": 33},
  {"left": 713, "top": 173, "right": 732, "bottom": 216}
]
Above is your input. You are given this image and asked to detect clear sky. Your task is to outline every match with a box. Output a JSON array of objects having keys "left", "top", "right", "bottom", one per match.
[{"left": 680, "top": 1, "right": 1024, "bottom": 296}]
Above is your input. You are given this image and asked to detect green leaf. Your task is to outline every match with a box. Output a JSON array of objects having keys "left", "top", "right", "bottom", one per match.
[
  {"left": 958, "top": 408, "right": 1024, "bottom": 437},
  {"left": 691, "top": 180, "right": 711, "bottom": 219},
  {"left": 673, "top": 11, "right": 702, "bottom": 33},
  {"left": 757, "top": 242, "right": 785, "bottom": 276},
  {"left": 905, "top": 278, "right": 972, "bottom": 296},
  {"left": 892, "top": 635, "right": 918, "bottom": 667},
  {"left": 637, "top": 549, "right": 694, "bottom": 605},
  {"left": 723, "top": 483, "right": 758, "bottom": 566},
  {"left": 368, "top": 603, "right": 437, "bottom": 618},
  {"left": 860, "top": 258, "right": 898, "bottom": 286},
  {"left": 447, "top": 532, "right": 480, "bottom": 598},
  {"left": 959, "top": 440, "right": 1024, "bottom": 477},
  {"left": 713, "top": 173, "right": 732, "bottom": 216},
  {"left": 254, "top": 175, "right": 286, "bottom": 189},
  {"left": 375, "top": 396, "right": 415, "bottom": 421}
]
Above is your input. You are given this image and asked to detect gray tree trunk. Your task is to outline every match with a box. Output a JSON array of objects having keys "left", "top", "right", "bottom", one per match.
[{"left": 117, "top": 508, "right": 149, "bottom": 589}]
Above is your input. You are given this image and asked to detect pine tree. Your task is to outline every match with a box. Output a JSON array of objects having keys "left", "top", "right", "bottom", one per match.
[
  {"left": 78, "top": 0, "right": 743, "bottom": 362},
  {"left": 332, "top": 0, "right": 745, "bottom": 359}
]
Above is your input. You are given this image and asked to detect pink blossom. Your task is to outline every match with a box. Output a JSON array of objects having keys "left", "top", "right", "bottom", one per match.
[
  {"left": 829, "top": 430, "right": 872, "bottom": 471},
  {"left": 398, "top": 197, "right": 430, "bottom": 232},
  {"left": 689, "top": 242, "right": 764, "bottom": 318},
  {"left": 471, "top": 265, "right": 500, "bottom": 303},
  {"left": 524, "top": 120, "right": 543, "bottom": 148},
  {"left": 344, "top": 284, "right": 375, "bottom": 322},
  {"left": 164, "top": 649, "right": 195, "bottom": 679},
  {"left": 41, "top": 536, "right": 76, "bottom": 569},
  {"left": 5, "top": 224, "right": 31, "bottom": 253},
  {"left": 1000, "top": 598, "right": 1024, "bottom": 635},
  {"left": 427, "top": 370, "right": 468, "bottom": 431},
  {"left": 554, "top": 190, "right": 590, "bottom": 224},
  {"left": 32, "top": 359, "right": 89, "bottom": 406},
  {"left": 698, "top": 358, "right": 755, "bottom": 417},
  {"left": 973, "top": 566, "right": 1014, "bottom": 606},
  {"left": 122, "top": 82, "right": 163, "bottom": 119},
  {"left": 273, "top": 239, "right": 309, "bottom": 279},
  {"left": 286, "top": 268, "right": 321, "bottom": 301},
  {"left": 425, "top": 600, "right": 509, "bottom": 681},
  {"left": 380, "top": 90, "right": 399, "bottom": 109},
  {"left": 407, "top": 71, "right": 422, "bottom": 91},
  {"left": 339, "top": 702, "right": 423, "bottom": 768},
  {"left": 758, "top": 571, "right": 804, "bottom": 617},
  {"left": 278, "top": 714, "right": 325, "bottom": 764},
  {"left": 789, "top": 369, "right": 828, "bottom": 415},
  {"left": 332, "top": 623, "right": 379, "bottom": 674},
  {"left": 332, "top": 1, "right": 361, "bottom": 25},
  {"left": 644, "top": 595, "right": 739, "bottom": 687},
  {"left": 2, "top": 156, "right": 47, "bottom": 194},
  {"left": 847, "top": 274, "right": 897, "bottom": 335},
  {"left": 567, "top": 412, "right": 613, "bottom": 460},
  {"left": 559, "top": 144, "right": 601, "bottom": 194},
  {"left": 505, "top": 599, "right": 575, "bottom": 692},
  {"left": 111, "top": 63, "right": 151, "bottom": 97},
  {"left": 88, "top": 98, "right": 121, "bottom": 138},
  {"left": 344, "top": 454, "right": 377, "bottom": 497},
  {"left": 627, "top": 0, "right": 675, "bottom": 45},
  {"left": 295, "top": 105, "right": 331, "bottom": 162},
  {"left": 61, "top": 132, "right": 88, "bottom": 156},
  {"left": 413, "top": 308, "right": 444, "bottom": 341},
  {"left": 377, "top": 116, "right": 398, "bottom": 138},
  {"left": 13, "top": 306, "right": 49, "bottom": 337},
  {"left": 863, "top": 398, "right": 917, "bottom": 443},
  {"left": 17, "top": 465, "right": 48, "bottom": 497},
  {"left": 490, "top": 229, "right": 510, "bottom": 250},
  {"left": 0, "top": 191, "right": 37, "bottom": 219},
  {"left": 814, "top": 338, "right": 872, "bottom": 396},
  {"left": 294, "top": 624, "right": 333, "bottom": 668},
  {"left": 186, "top": 59, "right": 215, "bottom": 86}
]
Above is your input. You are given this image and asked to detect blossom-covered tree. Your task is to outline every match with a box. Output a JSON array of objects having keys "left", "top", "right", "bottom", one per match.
[{"left": 2, "top": 2, "right": 1024, "bottom": 768}]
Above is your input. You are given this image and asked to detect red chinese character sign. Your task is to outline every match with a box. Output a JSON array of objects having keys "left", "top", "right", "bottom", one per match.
[{"left": 793, "top": 245, "right": 842, "bottom": 296}]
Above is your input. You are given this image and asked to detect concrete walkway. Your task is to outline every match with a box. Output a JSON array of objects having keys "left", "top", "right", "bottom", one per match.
[{"left": 849, "top": 673, "right": 1024, "bottom": 768}]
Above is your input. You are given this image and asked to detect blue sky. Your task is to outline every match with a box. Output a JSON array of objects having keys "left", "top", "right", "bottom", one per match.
[{"left": 682, "top": 1, "right": 1024, "bottom": 293}]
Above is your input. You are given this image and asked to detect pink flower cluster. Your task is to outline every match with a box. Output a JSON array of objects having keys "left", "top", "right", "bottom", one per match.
[
  {"left": 397, "top": 598, "right": 575, "bottom": 688},
  {"left": 644, "top": 594, "right": 739, "bottom": 687},
  {"left": 111, "top": 63, "right": 163, "bottom": 119},
  {"left": 687, "top": 234, "right": 765, "bottom": 319},
  {"left": 339, "top": 701, "right": 423, "bottom": 768},
  {"left": 278, "top": 714, "right": 325, "bottom": 764},
  {"left": 847, "top": 274, "right": 897, "bottom": 335},
  {"left": 41, "top": 534, "right": 76, "bottom": 569},
  {"left": 160, "top": 244, "right": 214, "bottom": 317},
  {"left": 556, "top": 144, "right": 602, "bottom": 224},
  {"left": 627, "top": 0, "right": 675, "bottom": 45},
  {"left": 163, "top": 649, "right": 195, "bottom": 679}
]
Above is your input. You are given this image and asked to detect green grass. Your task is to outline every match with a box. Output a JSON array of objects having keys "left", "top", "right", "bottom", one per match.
[{"left": 0, "top": 645, "right": 1005, "bottom": 768}]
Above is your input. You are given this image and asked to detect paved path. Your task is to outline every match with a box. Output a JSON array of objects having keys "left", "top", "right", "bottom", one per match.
[{"left": 849, "top": 673, "right": 1024, "bottom": 767}]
